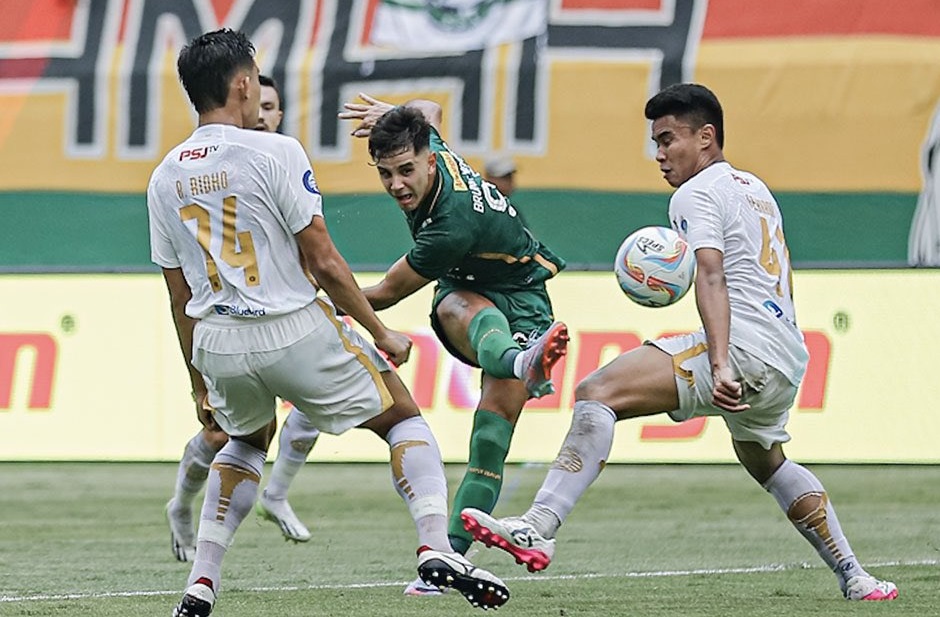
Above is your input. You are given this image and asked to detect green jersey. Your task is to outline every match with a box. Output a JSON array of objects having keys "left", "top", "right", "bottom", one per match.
[{"left": 404, "top": 128, "right": 565, "bottom": 292}]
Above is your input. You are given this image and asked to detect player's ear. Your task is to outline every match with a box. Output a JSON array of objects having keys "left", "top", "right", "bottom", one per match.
[
  {"left": 427, "top": 150, "right": 437, "bottom": 172},
  {"left": 235, "top": 70, "right": 251, "bottom": 100},
  {"left": 700, "top": 123, "right": 716, "bottom": 149}
]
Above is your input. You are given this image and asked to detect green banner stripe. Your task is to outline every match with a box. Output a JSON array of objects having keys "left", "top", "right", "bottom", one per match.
[{"left": 0, "top": 190, "right": 916, "bottom": 271}]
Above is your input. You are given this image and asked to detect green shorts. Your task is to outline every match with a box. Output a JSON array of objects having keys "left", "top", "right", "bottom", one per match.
[{"left": 430, "top": 281, "right": 555, "bottom": 368}]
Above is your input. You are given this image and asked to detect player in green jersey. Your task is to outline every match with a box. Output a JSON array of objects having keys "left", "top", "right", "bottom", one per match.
[{"left": 340, "top": 93, "right": 568, "bottom": 595}]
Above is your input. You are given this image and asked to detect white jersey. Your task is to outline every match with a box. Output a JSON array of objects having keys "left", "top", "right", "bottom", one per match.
[
  {"left": 148, "top": 124, "right": 322, "bottom": 319},
  {"left": 908, "top": 99, "right": 940, "bottom": 266},
  {"left": 668, "top": 161, "right": 809, "bottom": 386}
]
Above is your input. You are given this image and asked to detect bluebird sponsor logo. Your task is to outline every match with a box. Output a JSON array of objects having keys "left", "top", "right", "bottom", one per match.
[
  {"left": 302, "top": 169, "right": 320, "bottom": 194},
  {"left": 213, "top": 304, "right": 267, "bottom": 317},
  {"left": 764, "top": 299, "right": 801, "bottom": 335},
  {"left": 762, "top": 300, "right": 783, "bottom": 318}
]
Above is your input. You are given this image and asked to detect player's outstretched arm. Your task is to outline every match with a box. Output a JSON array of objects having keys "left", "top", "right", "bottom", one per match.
[
  {"left": 339, "top": 92, "right": 395, "bottom": 138},
  {"left": 295, "top": 216, "right": 412, "bottom": 366},
  {"left": 339, "top": 92, "right": 443, "bottom": 137},
  {"left": 361, "top": 255, "right": 431, "bottom": 311},
  {"left": 402, "top": 98, "right": 442, "bottom": 132}
]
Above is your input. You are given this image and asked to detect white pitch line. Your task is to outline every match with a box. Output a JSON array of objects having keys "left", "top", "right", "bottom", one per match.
[{"left": 1, "top": 558, "right": 935, "bottom": 603}]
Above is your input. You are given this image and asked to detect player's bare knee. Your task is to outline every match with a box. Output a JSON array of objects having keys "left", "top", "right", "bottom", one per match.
[
  {"left": 436, "top": 290, "right": 480, "bottom": 321},
  {"left": 233, "top": 425, "right": 274, "bottom": 453},
  {"left": 203, "top": 427, "right": 229, "bottom": 450},
  {"left": 480, "top": 380, "right": 528, "bottom": 418},
  {"left": 574, "top": 372, "right": 616, "bottom": 405},
  {"left": 389, "top": 399, "right": 420, "bottom": 421},
  {"left": 381, "top": 370, "right": 421, "bottom": 414},
  {"left": 364, "top": 397, "right": 421, "bottom": 438},
  {"left": 435, "top": 299, "right": 462, "bottom": 323},
  {"left": 388, "top": 384, "right": 421, "bottom": 417},
  {"left": 736, "top": 441, "right": 786, "bottom": 483}
]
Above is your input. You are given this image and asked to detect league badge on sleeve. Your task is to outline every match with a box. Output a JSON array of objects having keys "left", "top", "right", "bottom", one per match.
[{"left": 302, "top": 170, "right": 320, "bottom": 194}]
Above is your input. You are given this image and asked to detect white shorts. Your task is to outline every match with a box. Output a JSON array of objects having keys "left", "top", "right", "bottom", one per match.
[
  {"left": 192, "top": 299, "right": 393, "bottom": 437},
  {"left": 649, "top": 331, "right": 798, "bottom": 450}
]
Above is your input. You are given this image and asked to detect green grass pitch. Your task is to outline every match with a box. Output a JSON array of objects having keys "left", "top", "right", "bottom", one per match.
[{"left": 0, "top": 462, "right": 937, "bottom": 616}]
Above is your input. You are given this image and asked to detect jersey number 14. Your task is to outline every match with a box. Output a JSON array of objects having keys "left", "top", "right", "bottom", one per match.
[{"left": 180, "top": 196, "right": 260, "bottom": 292}]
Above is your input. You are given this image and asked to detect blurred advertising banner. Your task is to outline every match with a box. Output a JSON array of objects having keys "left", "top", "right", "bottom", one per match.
[
  {"left": 1, "top": 0, "right": 939, "bottom": 194},
  {"left": 0, "top": 271, "right": 938, "bottom": 462},
  {"left": 370, "top": 0, "right": 548, "bottom": 52}
]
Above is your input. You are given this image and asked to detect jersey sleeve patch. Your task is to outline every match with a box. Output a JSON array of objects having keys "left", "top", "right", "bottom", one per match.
[{"left": 302, "top": 169, "right": 320, "bottom": 194}]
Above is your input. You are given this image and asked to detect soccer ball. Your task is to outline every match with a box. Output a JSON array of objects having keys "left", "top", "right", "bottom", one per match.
[{"left": 614, "top": 226, "right": 696, "bottom": 307}]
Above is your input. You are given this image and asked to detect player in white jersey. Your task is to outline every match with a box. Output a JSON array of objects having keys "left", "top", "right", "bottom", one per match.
[
  {"left": 461, "top": 83, "right": 898, "bottom": 602},
  {"left": 151, "top": 29, "right": 509, "bottom": 617},
  {"left": 165, "top": 75, "right": 322, "bottom": 560}
]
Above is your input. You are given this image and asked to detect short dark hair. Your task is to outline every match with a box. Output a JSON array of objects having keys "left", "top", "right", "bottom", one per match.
[
  {"left": 645, "top": 83, "right": 724, "bottom": 148},
  {"left": 259, "top": 74, "right": 283, "bottom": 112},
  {"left": 177, "top": 29, "right": 255, "bottom": 114},
  {"left": 368, "top": 106, "right": 431, "bottom": 161}
]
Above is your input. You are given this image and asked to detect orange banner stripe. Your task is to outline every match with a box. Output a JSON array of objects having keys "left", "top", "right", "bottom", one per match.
[
  {"left": 0, "top": 0, "right": 74, "bottom": 42},
  {"left": 703, "top": 0, "right": 940, "bottom": 37}
]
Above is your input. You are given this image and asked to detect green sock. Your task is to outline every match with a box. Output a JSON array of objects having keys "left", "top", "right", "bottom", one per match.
[
  {"left": 448, "top": 409, "right": 514, "bottom": 553},
  {"left": 468, "top": 307, "right": 520, "bottom": 379}
]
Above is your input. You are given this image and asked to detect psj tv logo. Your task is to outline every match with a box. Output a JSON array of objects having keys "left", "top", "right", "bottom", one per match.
[{"left": 179, "top": 145, "right": 220, "bottom": 161}]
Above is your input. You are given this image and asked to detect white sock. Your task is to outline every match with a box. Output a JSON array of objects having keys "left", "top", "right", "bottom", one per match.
[
  {"left": 385, "top": 416, "right": 450, "bottom": 552},
  {"left": 511, "top": 350, "right": 526, "bottom": 380},
  {"left": 173, "top": 432, "right": 218, "bottom": 509},
  {"left": 528, "top": 400, "right": 617, "bottom": 538},
  {"left": 189, "top": 439, "right": 266, "bottom": 592},
  {"left": 763, "top": 459, "right": 867, "bottom": 589},
  {"left": 264, "top": 409, "right": 320, "bottom": 500}
]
